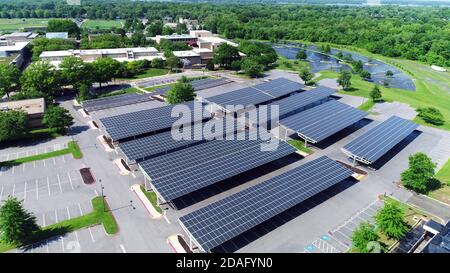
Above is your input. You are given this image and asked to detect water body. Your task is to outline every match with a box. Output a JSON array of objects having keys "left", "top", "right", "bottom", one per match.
[{"left": 272, "top": 42, "right": 416, "bottom": 91}]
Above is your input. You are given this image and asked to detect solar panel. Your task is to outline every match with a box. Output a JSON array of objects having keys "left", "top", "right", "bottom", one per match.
[
  {"left": 82, "top": 93, "right": 153, "bottom": 112},
  {"left": 247, "top": 86, "right": 336, "bottom": 126},
  {"left": 253, "top": 78, "right": 305, "bottom": 98},
  {"left": 151, "top": 78, "right": 232, "bottom": 97},
  {"left": 139, "top": 131, "right": 296, "bottom": 201},
  {"left": 118, "top": 117, "right": 244, "bottom": 162},
  {"left": 342, "top": 116, "right": 419, "bottom": 164},
  {"left": 278, "top": 100, "right": 368, "bottom": 143},
  {"left": 179, "top": 156, "right": 353, "bottom": 252},
  {"left": 100, "top": 101, "right": 212, "bottom": 141}
]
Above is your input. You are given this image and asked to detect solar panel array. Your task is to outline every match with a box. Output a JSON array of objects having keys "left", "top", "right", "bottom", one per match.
[
  {"left": 179, "top": 156, "right": 353, "bottom": 251},
  {"left": 118, "top": 117, "right": 244, "bottom": 162},
  {"left": 139, "top": 131, "right": 296, "bottom": 201},
  {"left": 278, "top": 100, "right": 368, "bottom": 143},
  {"left": 152, "top": 78, "right": 232, "bottom": 96},
  {"left": 247, "top": 86, "right": 336, "bottom": 126},
  {"left": 205, "top": 78, "right": 304, "bottom": 111},
  {"left": 82, "top": 93, "right": 153, "bottom": 112},
  {"left": 100, "top": 101, "right": 212, "bottom": 141},
  {"left": 342, "top": 115, "right": 419, "bottom": 163}
]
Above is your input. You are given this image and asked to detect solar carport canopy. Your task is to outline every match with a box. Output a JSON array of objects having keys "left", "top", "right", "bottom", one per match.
[
  {"left": 179, "top": 156, "right": 353, "bottom": 252},
  {"left": 139, "top": 131, "right": 296, "bottom": 202},
  {"left": 118, "top": 117, "right": 244, "bottom": 162},
  {"left": 279, "top": 100, "right": 368, "bottom": 143},
  {"left": 100, "top": 101, "right": 212, "bottom": 141},
  {"left": 342, "top": 115, "right": 419, "bottom": 164},
  {"left": 247, "top": 86, "right": 336, "bottom": 126},
  {"left": 205, "top": 78, "right": 303, "bottom": 111},
  {"left": 82, "top": 93, "right": 153, "bottom": 112}
]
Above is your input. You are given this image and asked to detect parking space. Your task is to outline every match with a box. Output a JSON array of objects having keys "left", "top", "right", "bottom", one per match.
[
  {"left": 0, "top": 154, "right": 73, "bottom": 177},
  {"left": 303, "top": 199, "right": 384, "bottom": 253},
  {"left": 0, "top": 170, "right": 84, "bottom": 203},
  {"left": 0, "top": 142, "right": 68, "bottom": 162},
  {"left": 17, "top": 225, "right": 110, "bottom": 253}
]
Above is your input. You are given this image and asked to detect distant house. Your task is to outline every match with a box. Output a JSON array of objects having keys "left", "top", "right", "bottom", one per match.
[
  {"left": 0, "top": 32, "right": 38, "bottom": 46},
  {"left": 45, "top": 32, "right": 69, "bottom": 39},
  {"left": 0, "top": 98, "right": 46, "bottom": 128},
  {"left": 0, "top": 41, "right": 30, "bottom": 68}
]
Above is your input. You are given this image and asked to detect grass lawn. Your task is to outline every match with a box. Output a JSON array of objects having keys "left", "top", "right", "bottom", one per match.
[
  {"left": 81, "top": 19, "right": 124, "bottom": 30},
  {"left": 0, "top": 197, "right": 118, "bottom": 253},
  {"left": 140, "top": 185, "right": 163, "bottom": 214},
  {"left": 428, "top": 159, "right": 450, "bottom": 205},
  {"left": 129, "top": 68, "right": 169, "bottom": 79},
  {"left": 0, "top": 140, "right": 82, "bottom": 167},
  {"left": 95, "top": 87, "right": 143, "bottom": 99},
  {"left": 358, "top": 99, "right": 375, "bottom": 112},
  {"left": 0, "top": 18, "right": 51, "bottom": 32},
  {"left": 311, "top": 45, "right": 450, "bottom": 131},
  {"left": 274, "top": 56, "right": 310, "bottom": 72},
  {"left": 288, "top": 139, "right": 314, "bottom": 154},
  {"left": 144, "top": 83, "right": 174, "bottom": 93}
]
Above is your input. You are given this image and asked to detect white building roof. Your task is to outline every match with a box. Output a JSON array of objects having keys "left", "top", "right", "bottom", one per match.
[
  {"left": 45, "top": 32, "right": 69, "bottom": 39},
  {"left": 0, "top": 42, "right": 29, "bottom": 52},
  {"left": 173, "top": 50, "right": 200, "bottom": 58},
  {"left": 40, "top": 47, "right": 159, "bottom": 58}
]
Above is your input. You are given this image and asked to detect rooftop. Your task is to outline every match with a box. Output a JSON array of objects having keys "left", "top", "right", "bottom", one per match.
[
  {"left": 0, "top": 98, "right": 45, "bottom": 115},
  {"left": 0, "top": 41, "right": 30, "bottom": 52},
  {"left": 173, "top": 50, "right": 200, "bottom": 58}
]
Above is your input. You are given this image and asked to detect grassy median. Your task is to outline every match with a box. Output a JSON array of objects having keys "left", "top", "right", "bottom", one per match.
[{"left": 140, "top": 185, "right": 163, "bottom": 214}]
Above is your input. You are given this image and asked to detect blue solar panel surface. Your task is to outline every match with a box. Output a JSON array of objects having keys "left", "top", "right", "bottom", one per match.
[
  {"left": 82, "top": 93, "right": 153, "bottom": 112},
  {"left": 179, "top": 156, "right": 353, "bottom": 251},
  {"left": 343, "top": 115, "right": 419, "bottom": 163},
  {"left": 279, "top": 100, "right": 368, "bottom": 142},
  {"left": 100, "top": 101, "right": 212, "bottom": 141},
  {"left": 139, "top": 131, "right": 296, "bottom": 201},
  {"left": 119, "top": 117, "right": 244, "bottom": 161}
]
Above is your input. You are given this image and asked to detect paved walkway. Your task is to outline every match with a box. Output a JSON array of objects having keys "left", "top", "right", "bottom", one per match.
[{"left": 406, "top": 194, "right": 450, "bottom": 223}]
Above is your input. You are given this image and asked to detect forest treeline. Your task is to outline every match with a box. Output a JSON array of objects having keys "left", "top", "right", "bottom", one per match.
[{"left": 0, "top": 0, "right": 449, "bottom": 66}]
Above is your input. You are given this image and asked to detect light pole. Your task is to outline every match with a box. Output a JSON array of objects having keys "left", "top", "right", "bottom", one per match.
[{"left": 100, "top": 179, "right": 106, "bottom": 212}]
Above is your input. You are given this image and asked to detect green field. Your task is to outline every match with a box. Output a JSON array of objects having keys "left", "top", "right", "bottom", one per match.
[
  {"left": 0, "top": 18, "right": 51, "bottom": 32},
  {"left": 274, "top": 56, "right": 310, "bottom": 72},
  {"left": 309, "top": 43, "right": 450, "bottom": 131},
  {"left": 81, "top": 19, "right": 124, "bottom": 30}
]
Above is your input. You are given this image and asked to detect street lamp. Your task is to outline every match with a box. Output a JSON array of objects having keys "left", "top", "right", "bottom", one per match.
[{"left": 100, "top": 179, "right": 106, "bottom": 212}]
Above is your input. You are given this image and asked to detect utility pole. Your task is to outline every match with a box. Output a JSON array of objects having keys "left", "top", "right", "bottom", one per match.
[{"left": 100, "top": 179, "right": 106, "bottom": 212}]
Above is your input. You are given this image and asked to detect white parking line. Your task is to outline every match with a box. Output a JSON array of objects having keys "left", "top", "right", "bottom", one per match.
[
  {"left": 67, "top": 207, "right": 71, "bottom": 220},
  {"left": 36, "top": 179, "right": 39, "bottom": 200},
  {"left": 12, "top": 184, "right": 15, "bottom": 196},
  {"left": 43, "top": 214, "right": 46, "bottom": 227},
  {"left": 57, "top": 174, "right": 63, "bottom": 193},
  {"left": 0, "top": 186, "right": 3, "bottom": 201},
  {"left": 33, "top": 161, "right": 36, "bottom": 169},
  {"left": 47, "top": 177, "right": 51, "bottom": 196},
  {"left": 22, "top": 163, "right": 26, "bottom": 171},
  {"left": 120, "top": 244, "right": 127, "bottom": 253},
  {"left": 53, "top": 157, "right": 56, "bottom": 165},
  {"left": 23, "top": 181, "right": 27, "bottom": 201},
  {"left": 61, "top": 237, "right": 65, "bottom": 253},
  {"left": 12, "top": 166, "right": 15, "bottom": 174},
  {"left": 68, "top": 172, "right": 75, "bottom": 190}
]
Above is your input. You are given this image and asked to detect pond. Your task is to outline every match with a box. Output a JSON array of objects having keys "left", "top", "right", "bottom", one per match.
[{"left": 272, "top": 42, "right": 416, "bottom": 91}]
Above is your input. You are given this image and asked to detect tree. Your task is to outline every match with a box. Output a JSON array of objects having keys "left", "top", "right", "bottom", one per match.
[
  {"left": 375, "top": 202, "right": 409, "bottom": 240},
  {"left": 91, "top": 58, "right": 122, "bottom": 87},
  {"left": 230, "top": 60, "right": 242, "bottom": 71},
  {"left": 417, "top": 107, "right": 445, "bottom": 126},
  {"left": 0, "top": 110, "right": 28, "bottom": 142},
  {"left": 46, "top": 19, "right": 80, "bottom": 37},
  {"left": 370, "top": 85, "right": 382, "bottom": 101},
  {"left": 147, "top": 22, "right": 163, "bottom": 37},
  {"left": 401, "top": 152, "right": 438, "bottom": 194},
  {"left": 359, "top": 69, "right": 371, "bottom": 80},
  {"left": 213, "top": 43, "right": 240, "bottom": 68},
  {"left": 59, "top": 57, "right": 93, "bottom": 89},
  {"left": 353, "top": 60, "right": 364, "bottom": 73},
  {"left": 0, "top": 197, "right": 39, "bottom": 244},
  {"left": 351, "top": 222, "right": 380, "bottom": 253},
  {"left": 296, "top": 49, "right": 307, "bottom": 60},
  {"left": 20, "top": 61, "right": 59, "bottom": 100},
  {"left": 337, "top": 70, "right": 352, "bottom": 90},
  {"left": 43, "top": 106, "right": 74, "bottom": 134},
  {"left": 151, "top": 58, "right": 165, "bottom": 69},
  {"left": 205, "top": 60, "right": 215, "bottom": 71},
  {"left": 77, "top": 84, "right": 90, "bottom": 102},
  {"left": 166, "top": 56, "right": 181, "bottom": 72},
  {"left": 241, "top": 58, "right": 264, "bottom": 78},
  {"left": 0, "top": 63, "right": 21, "bottom": 98},
  {"left": 385, "top": 70, "right": 394, "bottom": 77},
  {"left": 299, "top": 68, "right": 314, "bottom": 85},
  {"left": 166, "top": 81, "right": 195, "bottom": 104}
]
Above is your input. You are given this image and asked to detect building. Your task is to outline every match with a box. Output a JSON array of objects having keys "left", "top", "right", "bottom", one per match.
[
  {"left": 0, "top": 98, "right": 46, "bottom": 128},
  {"left": 0, "top": 32, "right": 38, "bottom": 46},
  {"left": 0, "top": 41, "right": 30, "bottom": 68},
  {"left": 153, "top": 34, "right": 198, "bottom": 45},
  {"left": 45, "top": 32, "right": 69, "bottom": 39},
  {"left": 163, "top": 23, "right": 178, "bottom": 30},
  {"left": 172, "top": 50, "right": 202, "bottom": 68},
  {"left": 421, "top": 220, "right": 450, "bottom": 253},
  {"left": 39, "top": 47, "right": 163, "bottom": 67},
  {"left": 192, "top": 48, "right": 213, "bottom": 63}
]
